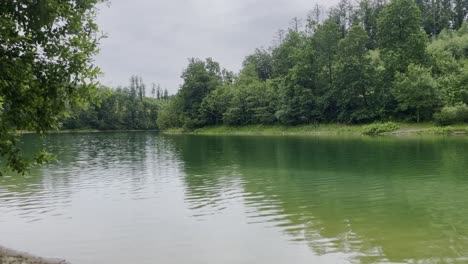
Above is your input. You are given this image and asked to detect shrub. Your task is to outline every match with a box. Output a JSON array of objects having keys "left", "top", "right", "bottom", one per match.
[
  {"left": 433, "top": 104, "right": 468, "bottom": 125},
  {"left": 362, "top": 122, "right": 399, "bottom": 135}
]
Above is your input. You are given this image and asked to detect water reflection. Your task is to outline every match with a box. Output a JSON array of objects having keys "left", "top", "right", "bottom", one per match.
[
  {"left": 0, "top": 133, "right": 467, "bottom": 264},
  {"left": 170, "top": 135, "right": 468, "bottom": 264}
]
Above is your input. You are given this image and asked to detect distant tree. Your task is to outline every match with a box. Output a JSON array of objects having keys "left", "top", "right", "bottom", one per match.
[
  {"left": 453, "top": 0, "right": 468, "bottom": 29},
  {"left": 129, "top": 76, "right": 138, "bottom": 100},
  {"left": 178, "top": 58, "right": 223, "bottom": 127},
  {"left": 289, "top": 17, "right": 303, "bottom": 32},
  {"left": 137, "top": 76, "right": 145, "bottom": 102},
  {"left": 63, "top": 86, "right": 159, "bottom": 131},
  {"left": 151, "top": 83, "right": 156, "bottom": 98},
  {"left": 306, "top": 5, "right": 324, "bottom": 35},
  {"left": 330, "top": 0, "right": 356, "bottom": 38}
]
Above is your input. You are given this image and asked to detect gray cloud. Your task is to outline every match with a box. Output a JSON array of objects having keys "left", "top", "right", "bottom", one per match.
[{"left": 95, "top": 0, "right": 338, "bottom": 94}]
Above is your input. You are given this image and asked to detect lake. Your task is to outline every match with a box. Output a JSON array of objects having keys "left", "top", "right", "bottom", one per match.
[{"left": 1, "top": 132, "right": 467, "bottom": 264}]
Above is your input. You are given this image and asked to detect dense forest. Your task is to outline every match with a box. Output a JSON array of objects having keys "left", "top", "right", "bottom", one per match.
[
  {"left": 62, "top": 76, "right": 169, "bottom": 130},
  {"left": 156, "top": 0, "right": 468, "bottom": 130}
]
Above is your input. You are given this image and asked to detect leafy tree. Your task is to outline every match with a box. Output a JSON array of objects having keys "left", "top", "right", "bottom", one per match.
[
  {"left": 243, "top": 49, "right": 273, "bottom": 81},
  {"left": 311, "top": 18, "right": 342, "bottom": 119},
  {"left": 151, "top": 83, "right": 157, "bottom": 98},
  {"left": 178, "top": 58, "right": 223, "bottom": 128},
  {"left": 357, "top": 0, "right": 387, "bottom": 49},
  {"left": 335, "top": 25, "right": 377, "bottom": 123},
  {"left": 312, "top": 19, "right": 342, "bottom": 88},
  {"left": 378, "top": 0, "right": 428, "bottom": 73},
  {"left": 157, "top": 96, "right": 184, "bottom": 130},
  {"left": 393, "top": 64, "right": 441, "bottom": 122},
  {"left": 453, "top": 0, "right": 468, "bottom": 29},
  {"left": 198, "top": 86, "right": 234, "bottom": 126},
  {"left": 275, "top": 80, "right": 317, "bottom": 125},
  {"left": 271, "top": 31, "right": 306, "bottom": 78},
  {"left": 0, "top": 0, "right": 103, "bottom": 174},
  {"left": 416, "top": 0, "right": 451, "bottom": 36}
]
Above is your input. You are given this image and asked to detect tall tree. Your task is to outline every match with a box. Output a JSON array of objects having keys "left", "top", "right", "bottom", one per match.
[
  {"left": 377, "top": 0, "right": 428, "bottom": 73},
  {"left": 306, "top": 5, "right": 324, "bottom": 35},
  {"left": 179, "top": 58, "right": 223, "bottom": 128},
  {"left": 151, "top": 83, "right": 156, "bottom": 98},
  {"left": 357, "top": 0, "right": 386, "bottom": 49},
  {"left": 335, "top": 25, "right": 376, "bottom": 122},
  {"left": 312, "top": 19, "right": 342, "bottom": 88},
  {"left": 453, "top": 0, "right": 468, "bottom": 29}
]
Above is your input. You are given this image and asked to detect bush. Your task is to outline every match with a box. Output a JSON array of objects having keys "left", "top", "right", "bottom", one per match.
[
  {"left": 362, "top": 122, "right": 399, "bottom": 135},
  {"left": 433, "top": 104, "right": 468, "bottom": 125}
]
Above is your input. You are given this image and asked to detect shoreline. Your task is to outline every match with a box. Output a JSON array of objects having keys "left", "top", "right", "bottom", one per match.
[
  {"left": 161, "top": 123, "right": 468, "bottom": 137},
  {"left": 0, "top": 246, "right": 69, "bottom": 264},
  {"left": 20, "top": 129, "right": 159, "bottom": 135}
]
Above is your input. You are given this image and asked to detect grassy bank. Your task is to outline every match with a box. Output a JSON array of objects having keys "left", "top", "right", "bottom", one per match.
[{"left": 163, "top": 123, "right": 468, "bottom": 136}]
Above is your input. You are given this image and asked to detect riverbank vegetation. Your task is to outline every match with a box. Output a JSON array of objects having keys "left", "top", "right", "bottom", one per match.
[
  {"left": 62, "top": 76, "right": 168, "bottom": 130},
  {"left": 157, "top": 0, "right": 468, "bottom": 132},
  {"left": 163, "top": 123, "right": 468, "bottom": 136}
]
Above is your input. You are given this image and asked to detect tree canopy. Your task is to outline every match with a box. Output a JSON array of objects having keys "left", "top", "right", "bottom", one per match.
[
  {"left": 158, "top": 0, "right": 468, "bottom": 131},
  {"left": 0, "top": 0, "right": 104, "bottom": 174}
]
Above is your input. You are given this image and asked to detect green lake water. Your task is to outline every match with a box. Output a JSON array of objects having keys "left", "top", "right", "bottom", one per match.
[{"left": 0, "top": 132, "right": 468, "bottom": 264}]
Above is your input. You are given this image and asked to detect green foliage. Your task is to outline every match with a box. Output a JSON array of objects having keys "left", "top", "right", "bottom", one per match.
[
  {"left": 62, "top": 83, "right": 160, "bottom": 131},
  {"left": 158, "top": 1, "right": 468, "bottom": 133},
  {"left": 0, "top": 0, "right": 103, "bottom": 174},
  {"left": 157, "top": 96, "right": 184, "bottom": 130},
  {"left": 393, "top": 64, "right": 441, "bottom": 122},
  {"left": 221, "top": 80, "right": 277, "bottom": 126},
  {"left": 425, "top": 125, "right": 468, "bottom": 134},
  {"left": 243, "top": 49, "right": 273, "bottom": 81},
  {"left": 198, "top": 86, "right": 234, "bottom": 126},
  {"left": 312, "top": 19, "right": 342, "bottom": 88},
  {"left": 335, "top": 25, "right": 377, "bottom": 123},
  {"left": 434, "top": 104, "right": 468, "bottom": 125},
  {"left": 362, "top": 122, "right": 400, "bottom": 135},
  {"left": 271, "top": 31, "right": 307, "bottom": 78},
  {"left": 178, "top": 58, "right": 232, "bottom": 128},
  {"left": 377, "top": 0, "right": 428, "bottom": 73}
]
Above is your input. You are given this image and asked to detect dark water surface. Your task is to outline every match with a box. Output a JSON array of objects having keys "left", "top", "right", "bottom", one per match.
[{"left": 1, "top": 132, "right": 468, "bottom": 264}]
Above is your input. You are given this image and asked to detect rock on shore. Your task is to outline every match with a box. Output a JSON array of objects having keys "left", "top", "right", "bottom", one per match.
[{"left": 0, "top": 246, "right": 69, "bottom": 264}]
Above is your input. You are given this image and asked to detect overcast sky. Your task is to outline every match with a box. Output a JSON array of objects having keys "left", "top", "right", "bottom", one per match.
[{"left": 94, "top": 0, "right": 338, "bottom": 94}]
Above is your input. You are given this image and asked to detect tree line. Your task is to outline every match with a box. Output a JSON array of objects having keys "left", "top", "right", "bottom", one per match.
[
  {"left": 62, "top": 76, "right": 169, "bottom": 130},
  {"left": 157, "top": 0, "right": 468, "bottom": 130}
]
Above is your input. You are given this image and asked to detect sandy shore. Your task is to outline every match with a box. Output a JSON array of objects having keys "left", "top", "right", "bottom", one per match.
[{"left": 0, "top": 246, "right": 69, "bottom": 264}]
